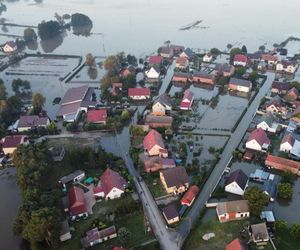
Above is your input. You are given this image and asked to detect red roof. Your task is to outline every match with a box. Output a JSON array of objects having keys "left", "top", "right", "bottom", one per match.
[
  {"left": 265, "top": 154, "right": 300, "bottom": 173},
  {"left": 93, "top": 168, "right": 126, "bottom": 197},
  {"left": 176, "top": 57, "right": 188, "bottom": 65},
  {"left": 128, "top": 88, "right": 150, "bottom": 97},
  {"left": 181, "top": 185, "right": 199, "bottom": 206},
  {"left": 226, "top": 238, "right": 244, "bottom": 250},
  {"left": 243, "top": 150, "right": 254, "bottom": 160},
  {"left": 149, "top": 55, "right": 163, "bottom": 65},
  {"left": 68, "top": 186, "right": 87, "bottom": 216},
  {"left": 87, "top": 109, "right": 107, "bottom": 123},
  {"left": 180, "top": 90, "right": 194, "bottom": 109},
  {"left": 1, "top": 135, "right": 26, "bottom": 148},
  {"left": 281, "top": 134, "right": 295, "bottom": 146},
  {"left": 234, "top": 54, "right": 248, "bottom": 63},
  {"left": 143, "top": 129, "right": 165, "bottom": 152},
  {"left": 247, "top": 128, "right": 270, "bottom": 146}
]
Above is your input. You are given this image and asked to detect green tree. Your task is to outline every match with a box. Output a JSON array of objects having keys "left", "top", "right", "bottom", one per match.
[
  {"left": 103, "top": 55, "right": 120, "bottom": 76},
  {"left": 210, "top": 48, "right": 221, "bottom": 56},
  {"left": 85, "top": 53, "right": 95, "bottom": 67},
  {"left": 127, "top": 54, "right": 137, "bottom": 66},
  {"left": 235, "top": 67, "right": 246, "bottom": 77},
  {"left": 23, "top": 28, "right": 37, "bottom": 42},
  {"left": 227, "top": 44, "right": 232, "bottom": 50},
  {"left": 290, "top": 224, "right": 300, "bottom": 239},
  {"left": 38, "top": 20, "right": 61, "bottom": 40},
  {"left": 277, "top": 183, "right": 293, "bottom": 199},
  {"left": 121, "top": 110, "right": 130, "bottom": 121},
  {"left": 123, "top": 73, "right": 136, "bottom": 88},
  {"left": 281, "top": 171, "right": 296, "bottom": 185},
  {"left": 249, "top": 71, "right": 258, "bottom": 84},
  {"left": 32, "top": 93, "right": 46, "bottom": 113},
  {"left": 47, "top": 122, "right": 58, "bottom": 134},
  {"left": 275, "top": 220, "right": 288, "bottom": 233},
  {"left": 244, "top": 187, "right": 269, "bottom": 216},
  {"left": 241, "top": 45, "right": 247, "bottom": 54},
  {"left": 0, "top": 84, "right": 7, "bottom": 100},
  {"left": 118, "top": 227, "right": 131, "bottom": 244}
]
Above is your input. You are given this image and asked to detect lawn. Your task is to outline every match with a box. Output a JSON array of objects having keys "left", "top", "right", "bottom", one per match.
[
  {"left": 143, "top": 173, "right": 167, "bottom": 198},
  {"left": 274, "top": 234, "right": 300, "bottom": 250}
]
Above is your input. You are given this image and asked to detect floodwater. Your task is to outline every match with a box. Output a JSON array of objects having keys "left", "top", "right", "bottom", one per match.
[
  {"left": 0, "top": 168, "right": 22, "bottom": 250},
  {"left": 1, "top": 0, "right": 300, "bottom": 56}
]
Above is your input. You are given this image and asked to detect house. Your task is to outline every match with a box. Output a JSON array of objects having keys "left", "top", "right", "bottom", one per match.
[
  {"left": 246, "top": 128, "right": 270, "bottom": 152},
  {"left": 60, "top": 220, "right": 72, "bottom": 242},
  {"left": 172, "top": 72, "right": 189, "bottom": 83},
  {"left": 180, "top": 48, "right": 194, "bottom": 60},
  {"left": 228, "top": 78, "right": 252, "bottom": 93},
  {"left": 2, "top": 41, "right": 17, "bottom": 53},
  {"left": 160, "top": 46, "right": 173, "bottom": 59},
  {"left": 144, "top": 157, "right": 176, "bottom": 173},
  {"left": 16, "top": 115, "right": 50, "bottom": 132},
  {"left": 68, "top": 186, "right": 88, "bottom": 220},
  {"left": 145, "top": 115, "right": 173, "bottom": 128},
  {"left": 110, "top": 83, "right": 123, "bottom": 96},
  {"left": 256, "top": 112, "right": 279, "bottom": 133},
  {"left": 57, "top": 85, "right": 96, "bottom": 122},
  {"left": 162, "top": 204, "right": 179, "bottom": 225},
  {"left": 143, "top": 129, "right": 167, "bottom": 157},
  {"left": 148, "top": 55, "right": 163, "bottom": 66},
  {"left": 225, "top": 170, "right": 248, "bottom": 196},
  {"left": 81, "top": 226, "right": 117, "bottom": 248},
  {"left": 87, "top": 109, "right": 107, "bottom": 124},
  {"left": 257, "top": 61, "right": 267, "bottom": 71},
  {"left": 280, "top": 134, "right": 295, "bottom": 153},
  {"left": 160, "top": 166, "right": 189, "bottom": 194},
  {"left": 180, "top": 185, "right": 199, "bottom": 206},
  {"left": 170, "top": 44, "right": 185, "bottom": 55},
  {"left": 291, "top": 139, "right": 300, "bottom": 159},
  {"left": 284, "top": 87, "right": 299, "bottom": 102},
  {"left": 59, "top": 170, "right": 85, "bottom": 188},
  {"left": 93, "top": 168, "right": 127, "bottom": 200},
  {"left": 271, "top": 81, "right": 291, "bottom": 95},
  {"left": 216, "top": 200, "right": 250, "bottom": 223},
  {"left": 49, "top": 146, "right": 65, "bottom": 162},
  {"left": 262, "top": 96, "right": 287, "bottom": 116},
  {"left": 260, "top": 211, "right": 275, "bottom": 224},
  {"left": 152, "top": 93, "right": 172, "bottom": 115},
  {"left": 233, "top": 54, "right": 248, "bottom": 67},
  {"left": 276, "top": 60, "right": 298, "bottom": 74},
  {"left": 1, "top": 135, "right": 27, "bottom": 155},
  {"left": 203, "top": 53, "right": 213, "bottom": 63},
  {"left": 261, "top": 53, "right": 278, "bottom": 65},
  {"left": 214, "top": 63, "right": 235, "bottom": 77},
  {"left": 263, "top": 179, "right": 277, "bottom": 202},
  {"left": 145, "top": 66, "right": 160, "bottom": 82},
  {"left": 180, "top": 90, "right": 194, "bottom": 110},
  {"left": 128, "top": 88, "right": 150, "bottom": 100},
  {"left": 192, "top": 71, "right": 215, "bottom": 85},
  {"left": 251, "top": 223, "right": 269, "bottom": 245},
  {"left": 248, "top": 51, "right": 263, "bottom": 63},
  {"left": 249, "top": 169, "right": 270, "bottom": 183},
  {"left": 175, "top": 57, "right": 189, "bottom": 69},
  {"left": 226, "top": 238, "right": 248, "bottom": 250},
  {"left": 265, "top": 154, "right": 300, "bottom": 175}
]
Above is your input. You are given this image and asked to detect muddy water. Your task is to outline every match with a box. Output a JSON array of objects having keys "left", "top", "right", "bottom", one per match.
[{"left": 1, "top": 0, "right": 300, "bottom": 56}]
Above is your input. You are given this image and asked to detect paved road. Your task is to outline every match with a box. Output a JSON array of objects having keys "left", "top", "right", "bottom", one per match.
[{"left": 176, "top": 73, "right": 275, "bottom": 247}]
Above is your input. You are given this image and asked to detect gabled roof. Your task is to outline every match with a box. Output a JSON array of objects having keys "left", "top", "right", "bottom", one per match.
[
  {"left": 281, "top": 134, "right": 295, "bottom": 147},
  {"left": 278, "top": 60, "right": 298, "bottom": 68},
  {"left": 154, "top": 93, "right": 172, "bottom": 108},
  {"left": 259, "top": 112, "right": 275, "bottom": 127},
  {"left": 160, "top": 46, "right": 173, "bottom": 55},
  {"left": 217, "top": 200, "right": 249, "bottom": 215},
  {"left": 286, "top": 87, "right": 299, "bottom": 97},
  {"left": 226, "top": 238, "right": 246, "bottom": 250},
  {"left": 247, "top": 128, "right": 270, "bottom": 146},
  {"left": 87, "top": 109, "right": 107, "bottom": 123},
  {"left": 162, "top": 204, "right": 179, "bottom": 220},
  {"left": 4, "top": 41, "right": 16, "bottom": 48},
  {"left": 173, "top": 71, "right": 190, "bottom": 78},
  {"left": 1, "top": 135, "right": 26, "bottom": 148},
  {"left": 229, "top": 78, "right": 252, "bottom": 88},
  {"left": 234, "top": 54, "right": 248, "bottom": 63},
  {"left": 18, "top": 115, "right": 48, "bottom": 128},
  {"left": 94, "top": 168, "right": 126, "bottom": 196},
  {"left": 176, "top": 57, "right": 188, "bottom": 65},
  {"left": 128, "top": 88, "right": 150, "bottom": 97},
  {"left": 215, "top": 63, "right": 234, "bottom": 73},
  {"left": 226, "top": 170, "right": 248, "bottom": 190},
  {"left": 161, "top": 167, "right": 189, "bottom": 188},
  {"left": 182, "top": 89, "right": 194, "bottom": 102},
  {"left": 181, "top": 48, "right": 193, "bottom": 58},
  {"left": 61, "top": 85, "right": 89, "bottom": 105},
  {"left": 68, "top": 186, "right": 87, "bottom": 216},
  {"left": 272, "top": 81, "right": 291, "bottom": 91},
  {"left": 265, "top": 154, "right": 300, "bottom": 171},
  {"left": 181, "top": 185, "right": 199, "bottom": 206},
  {"left": 193, "top": 70, "right": 214, "bottom": 79},
  {"left": 148, "top": 55, "right": 163, "bottom": 65},
  {"left": 261, "top": 53, "right": 277, "bottom": 62},
  {"left": 143, "top": 129, "right": 165, "bottom": 151}
]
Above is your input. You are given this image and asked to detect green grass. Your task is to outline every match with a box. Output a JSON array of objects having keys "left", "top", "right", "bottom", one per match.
[
  {"left": 274, "top": 234, "right": 300, "bottom": 250},
  {"left": 143, "top": 174, "right": 167, "bottom": 198}
]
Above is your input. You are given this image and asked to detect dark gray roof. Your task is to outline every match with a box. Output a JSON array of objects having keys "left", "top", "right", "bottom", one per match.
[
  {"left": 173, "top": 71, "right": 190, "bottom": 78},
  {"left": 215, "top": 63, "right": 233, "bottom": 73},
  {"left": 226, "top": 169, "right": 248, "bottom": 189},
  {"left": 162, "top": 167, "right": 189, "bottom": 188},
  {"left": 272, "top": 81, "right": 291, "bottom": 91},
  {"left": 162, "top": 204, "right": 179, "bottom": 220},
  {"left": 193, "top": 70, "right": 214, "bottom": 79},
  {"left": 229, "top": 77, "right": 252, "bottom": 88},
  {"left": 154, "top": 93, "right": 172, "bottom": 107},
  {"left": 183, "top": 48, "right": 193, "bottom": 58}
]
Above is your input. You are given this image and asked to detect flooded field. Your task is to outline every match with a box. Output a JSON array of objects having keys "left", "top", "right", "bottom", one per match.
[
  {"left": 0, "top": 168, "right": 22, "bottom": 250},
  {"left": 0, "top": 0, "right": 300, "bottom": 56}
]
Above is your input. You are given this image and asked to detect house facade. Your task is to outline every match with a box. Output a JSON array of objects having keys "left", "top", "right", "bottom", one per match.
[
  {"left": 162, "top": 204, "right": 179, "bottom": 225},
  {"left": 271, "top": 81, "right": 291, "bottom": 95},
  {"left": 216, "top": 200, "right": 250, "bottom": 223},
  {"left": 128, "top": 88, "right": 150, "bottom": 100},
  {"left": 16, "top": 115, "right": 50, "bottom": 132},
  {"left": 143, "top": 129, "right": 167, "bottom": 157},
  {"left": 1, "top": 135, "right": 27, "bottom": 155},
  {"left": 276, "top": 60, "right": 298, "bottom": 74},
  {"left": 280, "top": 134, "right": 295, "bottom": 153},
  {"left": 145, "top": 67, "right": 160, "bottom": 81},
  {"left": 192, "top": 71, "right": 215, "bottom": 85},
  {"left": 68, "top": 186, "right": 89, "bottom": 221},
  {"left": 256, "top": 112, "right": 278, "bottom": 133},
  {"left": 172, "top": 72, "right": 189, "bottom": 83},
  {"left": 180, "top": 90, "right": 194, "bottom": 110},
  {"left": 3, "top": 41, "right": 17, "bottom": 53},
  {"left": 203, "top": 53, "right": 213, "bottom": 63},
  {"left": 160, "top": 167, "right": 189, "bottom": 194},
  {"left": 228, "top": 78, "right": 252, "bottom": 93},
  {"left": 175, "top": 57, "right": 189, "bottom": 69},
  {"left": 265, "top": 154, "right": 300, "bottom": 175},
  {"left": 152, "top": 94, "right": 172, "bottom": 116},
  {"left": 245, "top": 128, "right": 270, "bottom": 152}
]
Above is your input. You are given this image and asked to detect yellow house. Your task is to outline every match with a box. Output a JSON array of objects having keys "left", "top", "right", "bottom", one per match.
[
  {"left": 160, "top": 167, "right": 189, "bottom": 194},
  {"left": 1, "top": 135, "right": 27, "bottom": 155}
]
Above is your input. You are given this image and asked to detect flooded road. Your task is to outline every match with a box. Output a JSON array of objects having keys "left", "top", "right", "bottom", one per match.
[{"left": 1, "top": 0, "right": 300, "bottom": 56}]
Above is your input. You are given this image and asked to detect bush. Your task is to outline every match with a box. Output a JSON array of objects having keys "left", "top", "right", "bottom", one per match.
[
  {"left": 277, "top": 183, "right": 293, "bottom": 199},
  {"left": 38, "top": 20, "right": 61, "bottom": 40}
]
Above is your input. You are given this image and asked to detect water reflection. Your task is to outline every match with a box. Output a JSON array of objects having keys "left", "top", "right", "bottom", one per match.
[
  {"left": 72, "top": 23, "right": 92, "bottom": 36},
  {"left": 88, "top": 67, "right": 98, "bottom": 80},
  {"left": 26, "top": 40, "right": 38, "bottom": 50}
]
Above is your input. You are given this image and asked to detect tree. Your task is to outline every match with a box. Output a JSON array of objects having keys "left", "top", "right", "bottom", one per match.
[
  {"left": 71, "top": 13, "right": 92, "bottom": 27},
  {"left": 210, "top": 48, "right": 221, "bottom": 56},
  {"left": 38, "top": 20, "right": 61, "bottom": 40},
  {"left": 47, "top": 122, "right": 57, "bottom": 134},
  {"left": 23, "top": 28, "right": 37, "bottom": 42},
  {"left": 235, "top": 67, "right": 246, "bottom": 77},
  {"left": 32, "top": 93, "right": 46, "bottom": 113},
  {"left": 244, "top": 187, "right": 269, "bottom": 216},
  {"left": 249, "top": 71, "right": 258, "bottom": 84},
  {"left": 85, "top": 53, "right": 95, "bottom": 67},
  {"left": 104, "top": 55, "right": 120, "bottom": 76},
  {"left": 241, "top": 45, "right": 247, "bottom": 54},
  {"left": 281, "top": 171, "right": 296, "bottom": 185},
  {"left": 290, "top": 81, "right": 300, "bottom": 91},
  {"left": 0, "top": 84, "right": 6, "bottom": 100},
  {"left": 123, "top": 73, "right": 136, "bottom": 88},
  {"left": 118, "top": 227, "right": 131, "bottom": 244},
  {"left": 259, "top": 45, "right": 266, "bottom": 52},
  {"left": 277, "top": 183, "right": 293, "bottom": 199},
  {"left": 121, "top": 110, "right": 130, "bottom": 121},
  {"left": 127, "top": 54, "right": 137, "bottom": 66},
  {"left": 275, "top": 220, "right": 288, "bottom": 233},
  {"left": 227, "top": 44, "right": 232, "bottom": 50},
  {"left": 290, "top": 224, "right": 300, "bottom": 239},
  {"left": 230, "top": 47, "right": 242, "bottom": 62}
]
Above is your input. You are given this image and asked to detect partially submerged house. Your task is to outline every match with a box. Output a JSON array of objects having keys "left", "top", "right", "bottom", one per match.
[
  {"left": 245, "top": 128, "right": 270, "bottom": 152},
  {"left": 143, "top": 129, "right": 167, "bottom": 157},
  {"left": 57, "top": 85, "right": 96, "bottom": 122},
  {"left": 180, "top": 90, "right": 194, "bottom": 110},
  {"left": 2, "top": 41, "right": 17, "bottom": 53},
  {"left": 175, "top": 57, "right": 189, "bottom": 69},
  {"left": 145, "top": 115, "right": 173, "bottom": 128},
  {"left": 262, "top": 96, "right": 287, "bottom": 116},
  {"left": 179, "top": 48, "right": 194, "bottom": 60},
  {"left": 145, "top": 66, "right": 160, "bottom": 82},
  {"left": 128, "top": 88, "right": 150, "bottom": 100},
  {"left": 216, "top": 200, "right": 250, "bottom": 223},
  {"left": 160, "top": 46, "right": 174, "bottom": 59},
  {"left": 214, "top": 63, "right": 235, "bottom": 77},
  {"left": 225, "top": 169, "right": 248, "bottom": 196},
  {"left": 276, "top": 60, "right": 298, "bottom": 74},
  {"left": 284, "top": 87, "right": 299, "bottom": 102},
  {"left": 144, "top": 157, "right": 176, "bottom": 173},
  {"left": 256, "top": 112, "right": 279, "bottom": 133},
  {"left": 192, "top": 71, "right": 215, "bottom": 85},
  {"left": 233, "top": 54, "right": 248, "bottom": 67},
  {"left": 271, "top": 81, "right": 291, "bottom": 95},
  {"left": 251, "top": 223, "right": 269, "bottom": 246},
  {"left": 160, "top": 167, "right": 189, "bottom": 194},
  {"left": 265, "top": 154, "right": 300, "bottom": 175},
  {"left": 94, "top": 168, "right": 127, "bottom": 200},
  {"left": 228, "top": 78, "right": 252, "bottom": 93},
  {"left": 152, "top": 94, "right": 172, "bottom": 116},
  {"left": 15, "top": 115, "right": 49, "bottom": 132},
  {"left": 148, "top": 55, "right": 163, "bottom": 66},
  {"left": 203, "top": 53, "right": 213, "bottom": 63},
  {"left": 172, "top": 72, "right": 189, "bottom": 83}
]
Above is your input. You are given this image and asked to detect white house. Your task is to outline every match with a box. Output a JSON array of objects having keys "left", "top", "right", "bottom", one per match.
[
  {"left": 152, "top": 94, "right": 172, "bottom": 116},
  {"left": 16, "top": 115, "right": 50, "bottom": 132},
  {"left": 203, "top": 53, "right": 213, "bottom": 63},
  {"left": 145, "top": 66, "right": 160, "bottom": 81},
  {"left": 128, "top": 88, "right": 151, "bottom": 100},
  {"left": 276, "top": 60, "right": 298, "bottom": 74},
  {"left": 2, "top": 41, "right": 17, "bottom": 53},
  {"left": 93, "top": 168, "right": 127, "bottom": 200},
  {"left": 280, "top": 134, "right": 295, "bottom": 153},
  {"left": 256, "top": 113, "right": 279, "bottom": 133},
  {"left": 225, "top": 170, "right": 249, "bottom": 196},
  {"left": 228, "top": 78, "right": 252, "bottom": 93},
  {"left": 216, "top": 200, "right": 250, "bottom": 223},
  {"left": 246, "top": 128, "right": 270, "bottom": 152}
]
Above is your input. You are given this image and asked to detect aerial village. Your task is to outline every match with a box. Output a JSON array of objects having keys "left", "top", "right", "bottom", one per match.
[{"left": 1, "top": 38, "right": 300, "bottom": 250}]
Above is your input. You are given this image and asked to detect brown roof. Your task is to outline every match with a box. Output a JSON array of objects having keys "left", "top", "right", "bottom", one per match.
[
  {"left": 162, "top": 204, "right": 179, "bottom": 220},
  {"left": 161, "top": 167, "right": 188, "bottom": 188},
  {"left": 143, "top": 129, "right": 165, "bottom": 151},
  {"left": 217, "top": 200, "right": 249, "bottom": 215},
  {"left": 265, "top": 154, "right": 300, "bottom": 173},
  {"left": 61, "top": 85, "right": 89, "bottom": 105},
  {"left": 281, "top": 134, "right": 295, "bottom": 147},
  {"left": 1, "top": 135, "right": 26, "bottom": 148},
  {"left": 226, "top": 238, "right": 246, "bottom": 250},
  {"left": 18, "top": 115, "right": 48, "bottom": 128}
]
